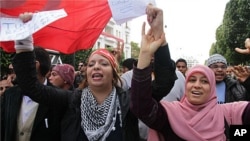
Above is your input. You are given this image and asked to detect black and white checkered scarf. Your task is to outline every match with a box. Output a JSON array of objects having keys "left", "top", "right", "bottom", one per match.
[{"left": 80, "top": 86, "right": 121, "bottom": 141}]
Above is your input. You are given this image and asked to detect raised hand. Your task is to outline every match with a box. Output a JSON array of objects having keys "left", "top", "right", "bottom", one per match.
[
  {"left": 137, "top": 22, "right": 165, "bottom": 69},
  {"left": 15, "top": 12, "right": 34, "bottom": 53},
  {"left": 146, "top": 4, "right": 166, "bottom": 46},
  {"left": 19, "top": 12, "right": 33, "bottom": 23},
  {"left": 232, "top": 65, "right": 250, "bottom": 83},
  {"left": 235, "top": 38, "right": 250, "bottom": 54}
]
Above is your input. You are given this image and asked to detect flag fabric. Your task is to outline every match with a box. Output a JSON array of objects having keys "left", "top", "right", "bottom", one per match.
[{"left": 0, "top": 0, "right": 112, "bottom": 54}]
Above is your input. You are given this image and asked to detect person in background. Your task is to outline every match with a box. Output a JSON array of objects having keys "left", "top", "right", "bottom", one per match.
[
  {"left": 1, "top": 47, "right": 63, "bottom": 141},
  {"left": 0, "top": 79, "right": 13, "bottom": 96},
  {"left": 175, "top": 58, "right": 188, "bottom": 77},
  {"left": 206, "top": 53, "right": 248, "bottom": 103},
  {"left": 226, "top": 65, "right": 236, "bottom": 79},
  {"left": 162, "top": 70, "right": 185, "bottom": 101},
  {"left": 121, "top": 58, "right": 137, "bottom": 74},
  {"left": 49, "top": 64, "right": 75, "bottom": 90},
  {"left": 7, "top": 63, "right": 17, "bottom": 85},
  {"left": 74, "top": 61, "right": 87, "bottom": 89},
  {"left": 0, "top": 63, "right": 16, "bottom": 96}
]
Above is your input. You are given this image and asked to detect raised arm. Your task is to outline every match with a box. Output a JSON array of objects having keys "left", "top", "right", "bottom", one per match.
[
  {"left": 131, "top": 5, "right": 174, "bottom": 132},
  {"left": 13, "top": 12, "right": 70, "bottom": 106},
  {"left": 146, "top": 4, "right": 177, "bottom": 101}
]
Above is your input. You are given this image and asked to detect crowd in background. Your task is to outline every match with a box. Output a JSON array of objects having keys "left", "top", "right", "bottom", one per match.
[{"left": 1, "top": 4, "right": 250, "bottom": 141}]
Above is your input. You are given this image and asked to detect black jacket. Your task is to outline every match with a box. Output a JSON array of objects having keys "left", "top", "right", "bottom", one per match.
[
  {"left": 223, "top": 76, "right": 249, "bottom": 102},
  {"left": 241, "top": 76, "right": 250, "bottom": 100},
  {"left": 1, "top": 82, "right": 63, "bottom": 141}
]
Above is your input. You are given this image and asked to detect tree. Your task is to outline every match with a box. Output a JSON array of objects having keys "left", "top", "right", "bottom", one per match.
[
  {"left": 131, "top": 41, "right": 140, "bottom": 59},
  {"left": 61, "top": 48, "right": 93, "bottom": 69},
  {"left": 0, "top": 48, "right": 14, "bottom": 80},
  {"left": 212, "top": 0, "right": 250, "bottom": 65}
]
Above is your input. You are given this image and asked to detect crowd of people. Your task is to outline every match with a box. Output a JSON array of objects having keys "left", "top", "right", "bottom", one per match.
[{"left": 1, "top": 4, "right": 250, "bottom": 141}]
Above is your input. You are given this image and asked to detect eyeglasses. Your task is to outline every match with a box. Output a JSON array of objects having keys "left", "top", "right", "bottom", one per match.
[{"left": 209, "top": 65, "right": 227, "bottom": 70}]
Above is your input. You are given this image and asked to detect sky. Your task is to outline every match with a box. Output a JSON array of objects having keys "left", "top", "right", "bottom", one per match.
[{"left": 130, "top": 0, "right": 230, "bottom": 64}]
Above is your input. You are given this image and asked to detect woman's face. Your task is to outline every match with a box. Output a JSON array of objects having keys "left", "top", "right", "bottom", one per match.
[
  {"left": 49, "top": 71, "right": 65, "bottom": 88},
  {"left": 87, "top": 54, "right": 114, "bottom": 88},
  {"left": 186, "top": 72, "right": 211, "bottom": 105}
]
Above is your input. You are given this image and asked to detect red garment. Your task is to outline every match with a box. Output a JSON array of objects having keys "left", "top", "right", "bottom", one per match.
[{"left": 0, "top": 0, "right": 112, "bottom": 54}]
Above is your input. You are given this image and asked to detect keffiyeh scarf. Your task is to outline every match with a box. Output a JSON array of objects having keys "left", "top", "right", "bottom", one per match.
[{"left": 80, "top": 86, "right": 121, "bottom": 141}]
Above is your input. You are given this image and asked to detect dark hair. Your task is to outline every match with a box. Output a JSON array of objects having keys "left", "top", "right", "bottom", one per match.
[
  {"left": 122, "top": 58, "right": 137, "bottom": 70},
  {"left": 80, "top": 61, "right": 87, "bottom": 66},
  {"left": 34, "top": 46, "right": 51, "bottom": 77},
  {"left": 176, "top": 58, "right": 187, "bottom": 66}
]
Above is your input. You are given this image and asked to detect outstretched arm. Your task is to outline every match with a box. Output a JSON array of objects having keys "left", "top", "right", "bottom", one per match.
[{"left": 13, "top": 12, "right": 70, "bottom": 106}]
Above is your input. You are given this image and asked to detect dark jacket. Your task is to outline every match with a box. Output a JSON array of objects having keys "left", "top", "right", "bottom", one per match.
[
  {"left": 12, "top": 52, "right": 139, "bottom": 141},
  {"left": 223, "top": 76, "right": 249, "bottom": 102},
  {"left": 241, "top": 76, "right": 250, "bottom": 99},
  {"left": 1, "top": 82, "right": 63, "bottom": 141}
]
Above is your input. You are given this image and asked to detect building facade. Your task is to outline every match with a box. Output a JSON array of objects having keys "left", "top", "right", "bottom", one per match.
[{"left": 93, "top": 18, "right": 132, "bottom": 59}]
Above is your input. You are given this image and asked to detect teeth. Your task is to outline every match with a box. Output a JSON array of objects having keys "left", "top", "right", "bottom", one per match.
[
  {"left": 92, "top": 73, "right": 102, "bottom": 78},
  {"left": 192, "top": 91, "right": 201, "bottom": 95}
]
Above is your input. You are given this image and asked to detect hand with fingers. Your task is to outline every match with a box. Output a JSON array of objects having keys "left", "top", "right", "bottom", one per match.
[
  {"left": 15, "top": 12, "right": 34, "bottom": 53},
  {"left": 235, "top": 38, "right": 250, "bottom": 54},
  {"left": 232, "top": 65, "right": 250, "bottom": 83},
  {"left": 137, "top": 22, "right": 165, "bottom": 69},
  {"left": 146, "top": 4, "right": 166, "bottom": 46}
]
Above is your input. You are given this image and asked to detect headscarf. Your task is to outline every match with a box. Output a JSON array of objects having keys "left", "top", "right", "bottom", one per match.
[
  {"left": 52, "top": 64, "right": 75, "bottom": 85},
  {"left": 148, "top": 65, "right": 248, "bottom": 141},
  {"left": 89, "top": 49, "right": 119, "bottom": 73}
]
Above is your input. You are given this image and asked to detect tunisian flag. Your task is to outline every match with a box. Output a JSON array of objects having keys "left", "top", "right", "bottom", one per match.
[{"left": 0, "top": 0, "right": 112, "bottom": 54}]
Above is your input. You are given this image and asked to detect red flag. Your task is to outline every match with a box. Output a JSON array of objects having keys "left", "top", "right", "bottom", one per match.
[{"left": 0, "top": 0, "right": 112, "bottom": 54}]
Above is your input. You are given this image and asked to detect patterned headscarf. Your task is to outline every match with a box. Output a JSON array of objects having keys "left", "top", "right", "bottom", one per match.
[
  {"left": 89, "top": 49, "right": 119, "bottom": 73},
  {"left": 52, "top": 64, "right": 75, "bottom": 85}
]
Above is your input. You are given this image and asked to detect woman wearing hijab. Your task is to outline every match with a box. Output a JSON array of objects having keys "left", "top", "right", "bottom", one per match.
[
  {"left": 130, "top": 12, "right": 250, "bottom": 141},
  {"left": 49, "top": 64, "right": 75, "bottom": 90}
]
